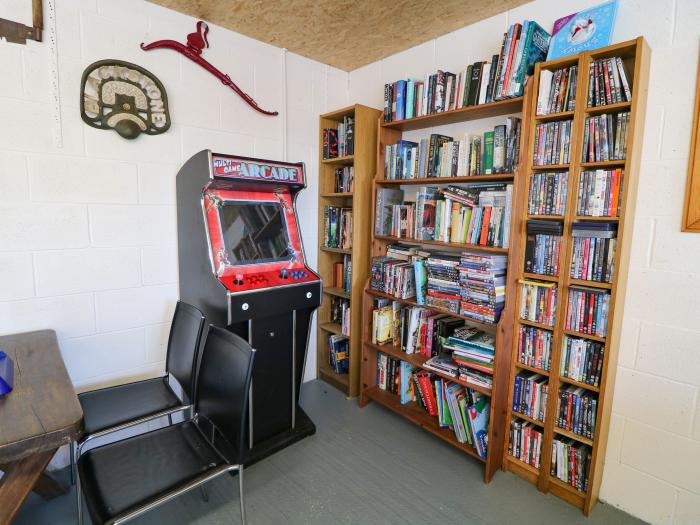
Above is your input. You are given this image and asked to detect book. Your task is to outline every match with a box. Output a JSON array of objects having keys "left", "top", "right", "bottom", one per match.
[
  {"left": 524, "top": 220, "right": 564, "bottom": 277},
  {"left": 375, "top": 188, "right": 405, "bottom": 236},
  {"left": 517, "top": 325, "right": 552, "bottom": 371},
  {"left": 551, "top": 438, "right": 592, "bottom": 492},
  {"left": 547, "top": 0, "right": 619, "bottom": 61},
  {"left": 519, "top": 279, "right": 558, "bottom": 326}
]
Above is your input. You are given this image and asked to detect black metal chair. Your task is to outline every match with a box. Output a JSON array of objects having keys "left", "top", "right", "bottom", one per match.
[
  {"left": 77, "top": 325, "right": 256, "bottom": 525},
  {"left": 72, "top": 301, "right": 206, "bottom": 478}
]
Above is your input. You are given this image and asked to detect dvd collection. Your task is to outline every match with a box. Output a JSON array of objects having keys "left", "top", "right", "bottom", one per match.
[
  {"left": 587, "top": 56, "right": 632, "bottom": 108},
  {"left": 536, "top": 64, "right": 578, "bottom": 115},
  {"left": 517, "top": 325, "right": 552, "bottom": 372},
  {"left": 557, "top": 385, "right": 598, "bottom": 439},
  {"left": 551, "top": 439, "right": 592, "bottom": 492},
  {"left": 322, "top": 115, "right": 354, "bottom": 159},
  {"left": 565, "top": 287, "right": 610, "bottom": 338},
  {"left": 509, "top": 419, "right": 544, "bottom": 468},
  {"left": 560, "top": 336, "right": 605, "bottom": 387},
  {"left": 334, "top": 166, "right": 354, "bottom": 193},
  {"left": 512, "top": 370, "right": 548, "bottom": 421},
  {"left": 582, "top": 112, "right": 629, "bottom": 162},
  {"left": 528, "top": 171, "right": 568, "bottom": 216},
  {"left": 524, "top": 219, "right": 563, "bottom": 276},
  {"left": 532, "top": 120, "right": 572, "bottom": 165},
  {"left": 577, "top": 169, "right": 623, "bottom": 217},
  {"left": 570, "top": 222, "right": 617, "bottom": 283},
  {"left": 519, "top": 280, "right": 558, "bottom": 326}
]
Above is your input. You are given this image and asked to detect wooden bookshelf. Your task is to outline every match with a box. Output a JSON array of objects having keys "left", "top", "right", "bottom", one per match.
[
  {"left": 359, "top": 83, "right": 533, "bottom": 484},
  {"left": 502, "top": 38, "right": 650, "bottom": 515},
  {"left": 317, "top": 104, "right": 382, "bottom": 397}
]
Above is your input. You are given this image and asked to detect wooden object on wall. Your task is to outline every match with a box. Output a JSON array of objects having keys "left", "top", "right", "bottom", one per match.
[
  {"left": 682, "top": 48, "right": 700, "bottom": 231},
  {"left": 0, "top": 0, "right": 42, "bottom": 44},
  {"left": 317, "top": 104, "right": 381, "bottom": 398}
]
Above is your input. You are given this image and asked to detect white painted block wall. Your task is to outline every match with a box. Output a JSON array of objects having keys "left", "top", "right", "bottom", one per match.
[
  {"left": 0, "top": 3, "right": 348, "bottom": 393},
  {"left": 349, "top": 1, "right": 700, "bottom": 523}
]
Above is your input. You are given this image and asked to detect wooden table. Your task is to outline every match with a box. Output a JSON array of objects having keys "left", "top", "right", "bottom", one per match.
[{"left": 0, "top": 330, "right": 83, "bottom": 524}]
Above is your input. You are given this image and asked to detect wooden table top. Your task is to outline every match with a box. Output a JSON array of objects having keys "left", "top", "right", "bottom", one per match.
[{"left": 0, "top": 330, "right": 83, "bottom": 463}]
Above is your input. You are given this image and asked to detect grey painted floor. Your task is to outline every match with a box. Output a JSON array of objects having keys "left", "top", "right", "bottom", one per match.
[{"left": 16, "top": 380, "right": 645, "bottom": 525}]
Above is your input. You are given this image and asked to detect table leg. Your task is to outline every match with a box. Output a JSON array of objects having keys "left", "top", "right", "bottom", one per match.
[{"left": 0, "top": 449, "right": 56, "bottom": 524}]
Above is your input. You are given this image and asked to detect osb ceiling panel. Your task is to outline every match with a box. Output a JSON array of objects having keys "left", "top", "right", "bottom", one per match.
[{"left": 147, "top": 0, "right": 531, "bottom": 71}]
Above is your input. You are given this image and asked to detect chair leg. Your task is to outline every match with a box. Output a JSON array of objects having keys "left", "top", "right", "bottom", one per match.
[
  {"left": 168, "top": 413, "right": 173, "bottom": 425},
  {"left": 76, "top": 464, "right": 83, "bottom": 525},
  {"left": 238, "top": 466, "right": 246, "bottom": 525},
  {"left": 69, "top": 442, "right": 76, "bottom": 486}
]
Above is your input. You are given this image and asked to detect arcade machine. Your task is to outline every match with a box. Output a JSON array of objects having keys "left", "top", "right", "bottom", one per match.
[{"left": 176, "top": 150, "right": 321, "bottom": 464}]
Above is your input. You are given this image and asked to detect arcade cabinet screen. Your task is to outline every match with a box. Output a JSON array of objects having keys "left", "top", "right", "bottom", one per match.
[{"left": 218, "top": 201, "right": 292, "bottom": 265}]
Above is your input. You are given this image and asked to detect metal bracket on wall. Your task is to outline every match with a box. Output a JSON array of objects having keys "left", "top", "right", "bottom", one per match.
[{"left": 0, "top": 0, "right": 43, "bottom": 44}]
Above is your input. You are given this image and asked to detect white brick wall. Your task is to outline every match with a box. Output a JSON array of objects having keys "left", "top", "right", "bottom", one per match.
[{"left": 348, "top": 0, "right": 700, "bottom": 522}]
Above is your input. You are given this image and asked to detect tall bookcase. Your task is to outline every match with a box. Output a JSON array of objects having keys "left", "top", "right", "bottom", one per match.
[
  {"left": 502, "top": 38, "right": 650, "bottom": 514},
  {"left": 359, "top": 89, "right": 533, "bottom": 483},
  {"left": 317, "top": 104, "right": 382, "bottom": 397}
]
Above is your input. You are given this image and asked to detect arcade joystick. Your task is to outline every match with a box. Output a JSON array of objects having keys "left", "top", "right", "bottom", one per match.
[
  {"left": 280, "top": 269, "right": 289, "bottom": 279},
  {"left": 234, "top": 273, "right": 244, "bottom": 285}
]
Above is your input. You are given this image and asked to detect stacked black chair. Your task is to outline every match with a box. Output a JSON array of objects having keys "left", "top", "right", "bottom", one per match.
[{"left": 77, "top": 325, "right": 256, "bottom": 524}]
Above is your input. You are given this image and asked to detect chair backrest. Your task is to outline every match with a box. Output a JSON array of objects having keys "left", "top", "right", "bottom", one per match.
[
  {"left": 165, "top": 301, "right": 206, "bottom": 403},
  {"left": 195, "top": 325, "right": 255, "bottom": 465}
]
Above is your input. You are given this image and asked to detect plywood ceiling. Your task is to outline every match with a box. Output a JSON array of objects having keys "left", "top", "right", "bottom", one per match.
[{"left": 147, "top": 0, "right": 531, "bottom": 71}]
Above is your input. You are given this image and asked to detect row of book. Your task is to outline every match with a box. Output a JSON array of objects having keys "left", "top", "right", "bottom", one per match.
[
  {"left": 577, "top": 169, "right": 623, "bottom": 217},
  {"left": 330, "top": 296, "right": 350, "bottom": 336},
  {"left": 423, "top": 353, "right": 494, "bottom": 391},
  {"left": 565, "top": 287, "right": 610, "bottom": 338},
  {"left": 328, "top": 335, "right": 349, "bottom": 374},
  {"left": 571, "top": 222, "right": 617, "bottom": 283},
  {"left": 536, "top": 65, "right": 577, "bottom": 115},
  {"left": 333, "top": 166, "right": 353, "bottom": 193},
  {"left": 512, "top": 370, "right": 548, "bottom": 421},
  {"left": 582, "top": 112, "right": 629, "bottom": 162},
  {"left": 560, "top": 336, "right": 605, "bottom": 388},
  {"left": 517, "top": 325, "right": 552, "bottom": 372},
  {"left": 551, "top": 438, "right": 591, "bottom": 492},
  {"left": 524, "top": 219, "right": 563, "bottom": 277},
  {"left": 369, "top": 256, "right": 416, "bottom": 299},
  {"left": 332, "top": 255, "right": 352, "bottom": 294},
  {"left": 587, "top": 56, "right": 632, "bottom": 108},
  {"left": 382, "top": 21, "right": 550, "bottom": 123},
  {"left": 321, "top": 115, "right": 354, "bottom": 159},
  {"left": 322, "top": 206, "right": 352, "bottom": 250},
  {"left": 509, "top": 419, "right": 544, "bottom": 468},
  {"left": 533, "top": 120, "right": 572, "bottom": 166},
  {"left": 457, "top": 252, "right": 507, "bottom": 323},
  {"left": 383, "top": 120, "right": 521, "bottom": 180},
  {"left": 528, "top": 171, "right": 568, "bottom": 216},
  {"left": 519, "top": 280, "right": 557, "bottom": 326},
  {"left": 441, "top": 326, "right": 496, "bottom": 376},
  {"left": 557, "top": 386, "right": 597, "bottom": 439}
]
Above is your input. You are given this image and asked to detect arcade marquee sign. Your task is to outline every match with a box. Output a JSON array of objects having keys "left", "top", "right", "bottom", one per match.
[{"left": 212, "top": 155, "right": 304, "bottom": 185}]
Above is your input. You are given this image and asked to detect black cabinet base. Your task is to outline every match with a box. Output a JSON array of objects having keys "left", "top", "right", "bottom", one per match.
[{"left": 242, "top": 407, "right": 316, "bottom": 467}]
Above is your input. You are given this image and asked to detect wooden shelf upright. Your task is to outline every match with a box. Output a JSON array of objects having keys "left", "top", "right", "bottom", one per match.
[
  {"left": 358, "top": 85, "right": 533, "bottom": 483},
  {"left": 502, "top": 37, "right": 650, "bottom": 514},
  {"left": 317, "top": 104, "right": 382, "bottom": 397}
]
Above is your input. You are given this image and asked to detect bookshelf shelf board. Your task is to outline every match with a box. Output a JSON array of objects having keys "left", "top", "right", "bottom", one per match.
[
  {"left": 321, "top": 192, "right": 353, "bottom": 198},
  {"left": 568, "top": 279, "right": 612, "bottom": 290},
  {"left": 554, "top": 427, "right": 595, "bottom": 447},
  {"left": 377, "top": 174, "right": 515, "bottom": 185},
  {"left": 512, "top": 411, "right": 545, "bottom": 427},
  {"left": 535, "top": 110, "right": 575, "bottom": 122},
  {"left": 585, "top": 101, "right": 632, "bottom": 114},
  {"left": 548, "top": 475, "right": 587, "bottom": 503},
  {"left": 505, "top": 455, "right": 541, "bottom": 481},
  {"left": 365, "top": 288, "right": 498, "bottom": 329},
  {"left": 364, "top": 340, "right": 492, "bottom": 396},
  {"left": 580, "top": 160, "right": 626, "bottom": 168},
  {"left": 375, "top": 235, "right": 509, "bottom": 254},
  {"left": 573, "top": 215, "right": 619, "bottom": 222},
  {"left": 526, "top": 214, "right": 565, "bottom": 220},
  {"left": 516, "top": 362, "right": 551, "bottom": 376},
  {"left": 320, "top": 246, "right": 353, "bottom": 255},
  {"left": 324, "top": 287, "right": 351, "bottom": 299},
  {"left": 562, "top": 329, "right": 606, "bottom": 343},
  {"left": 318, "top": 362, "right": 350, "bottom": 391},
  {"left": 381, "top": 96, "right": 524, "bottom": 132},
  {"left": 522, "top": 272, "right": 559, "bottom": 283},
  {"left": 519, "top": 319, "right": 555, "bottom": 331},
  {"left": 319, "top": 322, "right": 346, "bottom": 337},
  {"left": 531, "top": 163, "right": 570, "bottom": 170},
  {"left": 321, "top": 155, "right": 354, "bottom": 166},
  {"left": 364, "top": 386, "right": 485, "bottom": 461},
  {"left": 559, "top": 375, "right": 600, "bottom": 393}
]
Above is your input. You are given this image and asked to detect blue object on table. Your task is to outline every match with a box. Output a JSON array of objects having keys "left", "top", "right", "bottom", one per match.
[{"left": 0, "top": 350, "right": 14, "bottom": 396}]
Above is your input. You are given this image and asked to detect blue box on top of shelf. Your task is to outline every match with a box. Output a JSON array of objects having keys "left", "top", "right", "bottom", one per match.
[{"left": 0, "top": 350, "right": 14, "bottom": 396}]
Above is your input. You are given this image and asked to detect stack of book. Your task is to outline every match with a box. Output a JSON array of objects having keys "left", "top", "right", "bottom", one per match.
[
  {"left": 512, "top": 370, "right": 548, "bottom": 421},
  {"left": 524, "top": 219, "right": 563, "bottom": 276},
  {"left": 458, "top": 252, "right": 507, "bottom": 323},
  {"left": 577, "top": 169, "right": 623, "bottom": 217},
  {"left": 517, "top": 325, "right": 552, "bottom": 372},
  {"left": 582, "top": 112, "right": 629, "bottom": 162},
  {"left": 322, "top": 206, "right": 352, "bottom": 249},
  {"left": 551, "top": 438, "right": 591, "bottom": 492},
  {"left": 383, "top": 119, "right": 521, "bottom": 179},
  {"left": 533, "top": 120, "right": 573, "bottom": 165},
  {"left": 322, "top": 115, "right": 354, "bottom": 159},
  {"left": 328, "top": 334, "right": 349, "bottom": 374},
  {"left": 424, "top": 252, "right": 462, "bottom": 313},
  {"left": 571, "top": 222, "right": 617, "bottom": 283},
  {"left": 330, "top": 296, "right": 350, "bottom": 336},
  {"left": 509, "top": 419, "right": 543, "bottom": 468},
  {"left": 560, "top": 336, "right": 605, "bottom": 387},
  {"left": 587, "top": 57, "right": 632, "bottom": 107},
  {"left": 536, "top": 65, "right": 578, "bottom": 115},
  {"left": 382, "top": 20, "right": 550, "bottom": 122},
  {"left": 369, "top": 256, "right": 416, "bottom": 299},
  {"left": 442, "top": 326, "right": 496, "bottom": 376},
  {"left": 527, "top": 172, "right": 568, "bottom": 216},
  {"left": 519, "top": 280, "right": 557, "bottom": 326},
  {"left": 565, "top": 287, "right": 610, "bottom": 337},
  {"left": 332, "top": 254, "right": 352, "bottom": 293},
  {"left": 557, "top": 385, "right": 598, "bottom": 439},
  {"left": 334, "top": 166, "right": 354, "bottom": 193}
]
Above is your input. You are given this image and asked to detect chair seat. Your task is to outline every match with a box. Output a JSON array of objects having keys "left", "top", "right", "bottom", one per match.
[
  {"left": 79, "top": 377, "right": 183, "bottom": 436},
  {"left": 78, "top": 421, "right": 226, "bottom": 524}
]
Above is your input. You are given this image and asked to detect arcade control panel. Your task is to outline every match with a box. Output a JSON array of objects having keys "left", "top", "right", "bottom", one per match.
[{"left": 220, "top": 266, "right": 318, "bottom": 293}]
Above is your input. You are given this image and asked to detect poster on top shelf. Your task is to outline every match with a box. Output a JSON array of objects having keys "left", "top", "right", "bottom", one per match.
[{"left": 546, "top": 0, "right": 619, "bottom": 61}]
